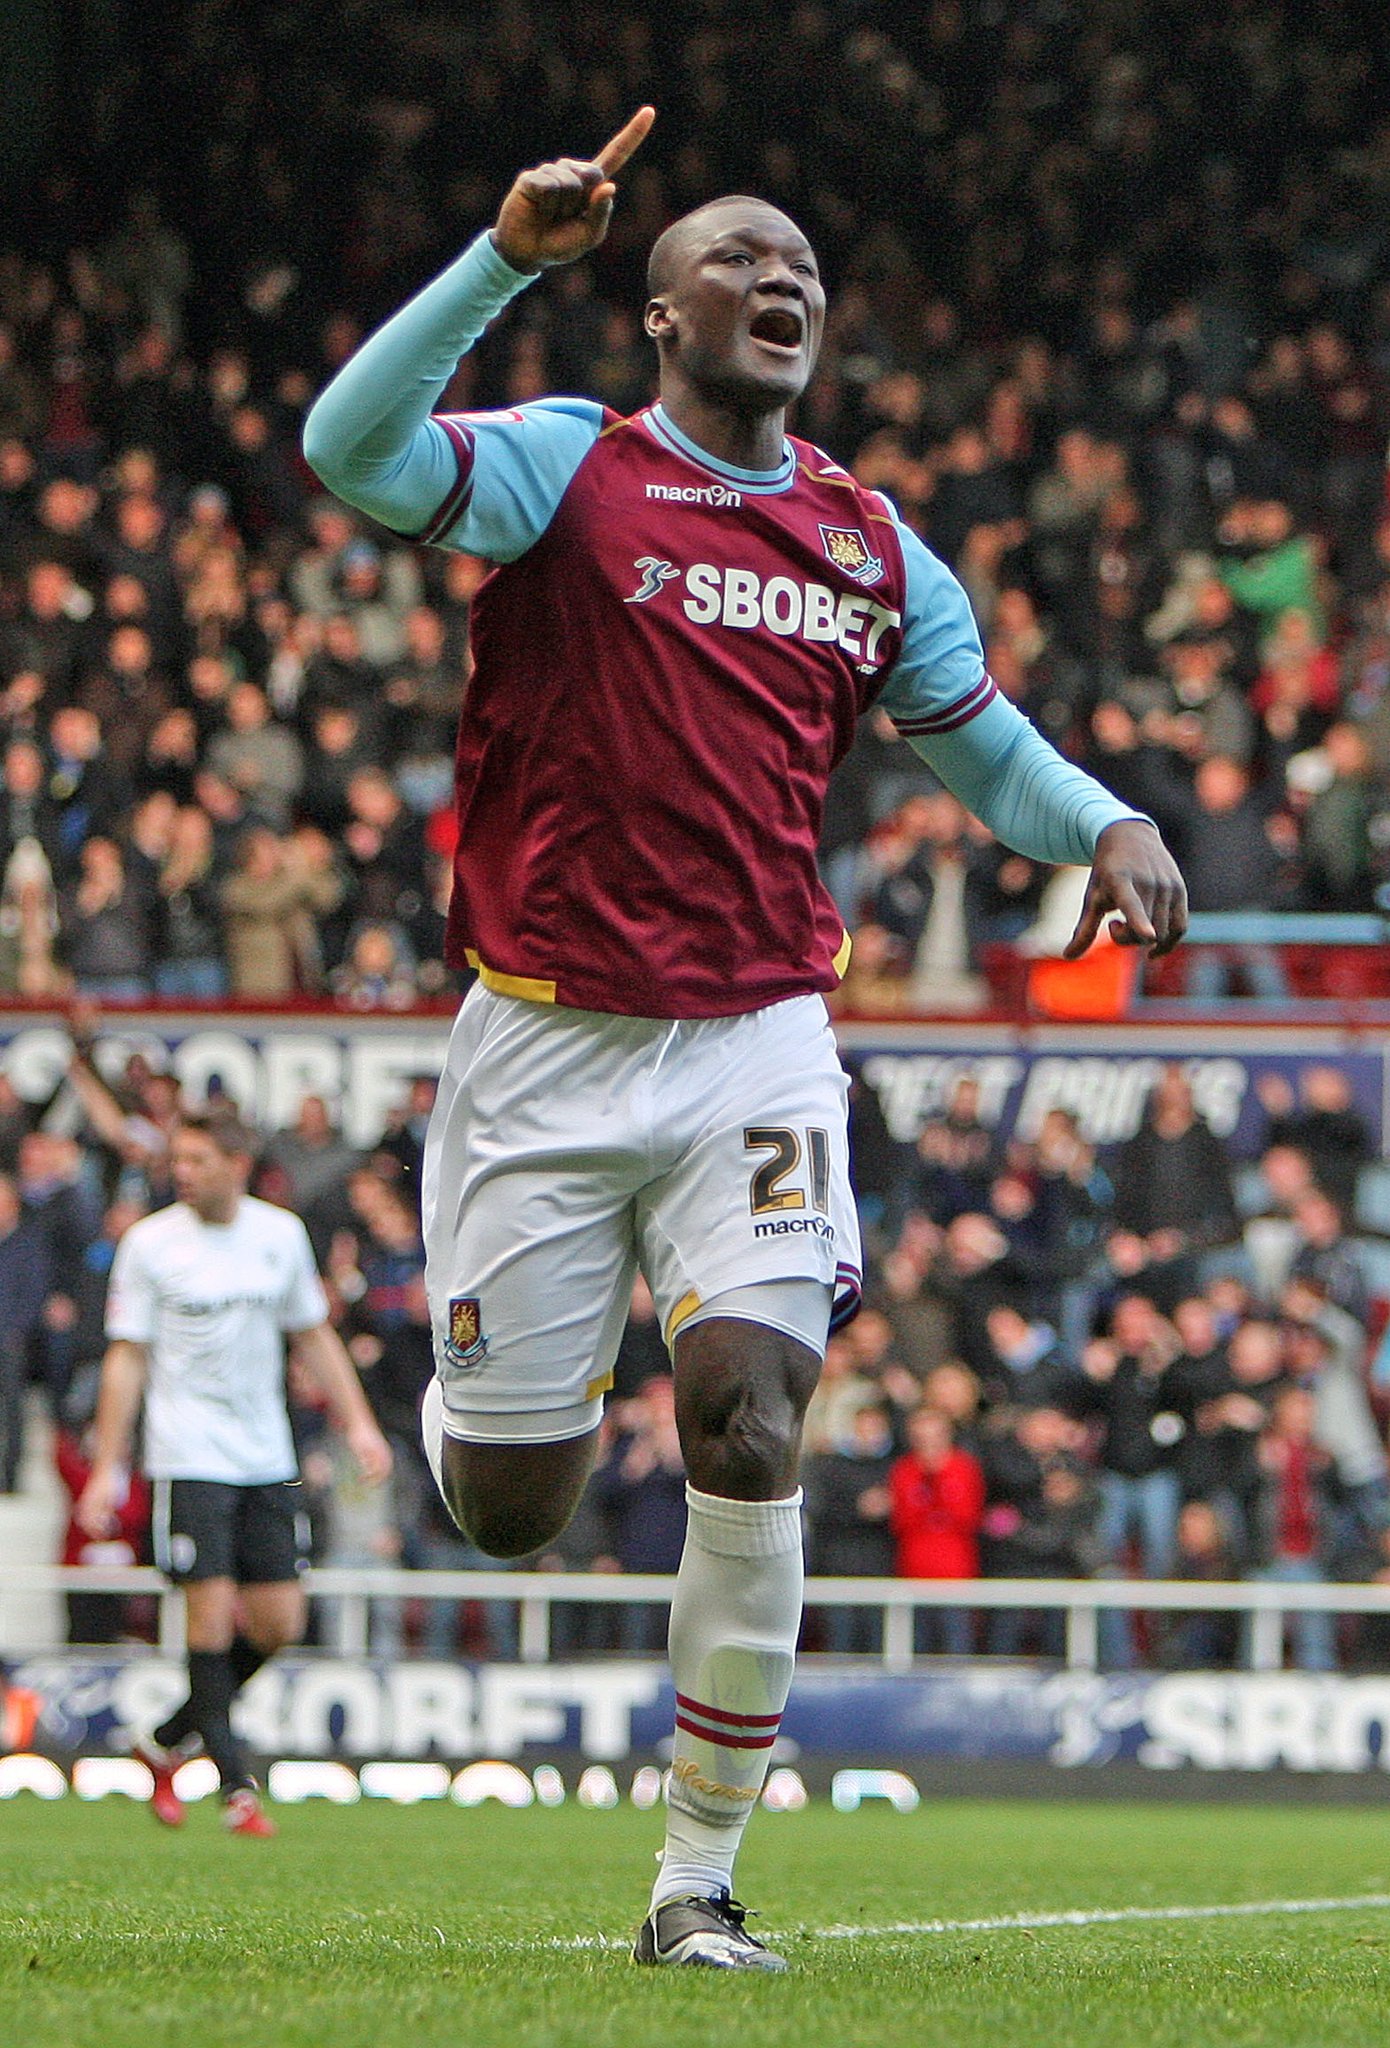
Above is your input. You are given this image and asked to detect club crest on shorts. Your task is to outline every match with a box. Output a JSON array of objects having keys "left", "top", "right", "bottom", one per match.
[
  {"left": 819, "top": 523, "right": 884, "bottom": 585},
  {"left": 445, "top": 1295, "right": 489, "bottom": 1370}
]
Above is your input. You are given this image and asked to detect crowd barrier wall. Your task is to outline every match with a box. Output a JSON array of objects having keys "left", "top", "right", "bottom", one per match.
[
  {"left": 6, "top": 1567, "right": 1390, "bottom": 1781},
  {"left": 1, "top": 1006, "right": 1386, "bottom": 1153}
]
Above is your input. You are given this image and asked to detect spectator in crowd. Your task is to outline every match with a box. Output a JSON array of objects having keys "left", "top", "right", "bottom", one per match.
[
  {"left": 1286, "top": 1193, "right": 1371, "bottom": 1325},
  {"left": 1166, "top": 1499, "right": 1242, "bottom": 1669},
  {"left": 911, "top": 1074, "right": 997, "bottom": 1224},
  {"left": 804, "top": 1401, "right": 896, "bottom": 1653},
  {"left": 340, "top": 1179, "right": 433, "bottom": 1457},
  {"left": 1108, "top": 1067, "right": 1239, "bottom": 1303},
  {"left": 1249, "top": 1385, "right": 1339, "bottom": 1672},
  {"left": 979, "top": 1300, "right": 1074, "bottom": 1412},
  {"left": 981, "top": 1403, "right": 1100, "bottom": 1656},
  {"left": 1073, "top": 1295, "right": 1184, "bottom": 1666},
  {"left": 373, "top": 1075, "right": 437, "bottom": 1218},
  {"left": 888, "top": 1404, "right": 986, "bottom": 1654},
  {"left": 58, "top": 837, "right": 153, "bottom": 1000},
  {"left": 0, "top": 738, "right": 62, "bottom": 873},
  {"left": 330, "top": 922, "right": 419, "bottom": 1010},
  {"left": 1032, "top": 1107, "right": 1115, "bottom": 1358},
  {"left": 0, "top": 832, "right": 63, "bottom": 996},
  {"left": 1176, "top": 758, "right": 1289, "bottom": 1002},
  {"left": 204, "top": 682, "right": 304, "bottom": 831},
  {"left": 261, "top": 1094, "right": 360, "bottom": 1223},
  {"left": 1280, "top": 1279, "right": 1389, "bottom": 1545},
  {"left": 152, "top": 805, "right": 227, "bottom": 999},
  {"left": 1253, "top": 1066, "right": 1371, "bottom": 1214},
  {"left": 592, "top": 1376, "right": 688, "bottom": 1652},
  {"left": 221, "top": 825, "right": 343, "bottom": 996}
]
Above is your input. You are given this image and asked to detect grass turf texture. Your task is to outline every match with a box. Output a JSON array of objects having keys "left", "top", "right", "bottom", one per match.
[{"left": 3, "top": 1797, "right": 1389, "bottom": 2047}]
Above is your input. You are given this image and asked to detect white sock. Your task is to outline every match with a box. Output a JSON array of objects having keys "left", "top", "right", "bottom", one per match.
[{"left": 652, "top": 1484, "right": 803, "bottom": 1912}]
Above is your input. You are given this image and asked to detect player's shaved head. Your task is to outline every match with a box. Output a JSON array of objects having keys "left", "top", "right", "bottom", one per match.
[
  {"left": 644, "top": 192, "right": 825, "bottom": 420},
  {"left": 647, "top": 197, "right": 809, "bottom": 297}
]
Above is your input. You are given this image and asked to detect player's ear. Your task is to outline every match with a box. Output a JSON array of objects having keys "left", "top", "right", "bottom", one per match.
[{"left": 644, "top": 296, "right": 673, "bottom": 341}]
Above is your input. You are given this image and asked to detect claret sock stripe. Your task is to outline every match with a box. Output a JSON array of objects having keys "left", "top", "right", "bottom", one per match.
[{"left": 674, "top": 1694, "right": 783, "bottom": 1750}]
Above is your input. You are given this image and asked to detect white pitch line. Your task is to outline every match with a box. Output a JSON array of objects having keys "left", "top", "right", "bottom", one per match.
[
  {"left": 550, "top": 1892, "right": 1390, "bottom": 1951},
  {"left": 817, "top": 1893, "right": 1390, "bottom": 1939}
]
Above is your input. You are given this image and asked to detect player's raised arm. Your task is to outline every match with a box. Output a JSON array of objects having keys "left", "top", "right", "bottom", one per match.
[{"left": 301, "top": 109, "right": 654, "bottom": 540}]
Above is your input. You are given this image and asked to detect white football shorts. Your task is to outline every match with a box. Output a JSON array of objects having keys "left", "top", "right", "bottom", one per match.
[{"left": 422, "top": 985, "right": 862, "bottom": 1445}]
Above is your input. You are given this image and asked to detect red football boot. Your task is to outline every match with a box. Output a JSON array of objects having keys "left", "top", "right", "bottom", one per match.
[
  {"left": 223, "top": 1786, "right": 277, "bottom": 1837},
  {"left": 132, "top": 1737, "right": 187, "bottom": 1828}
]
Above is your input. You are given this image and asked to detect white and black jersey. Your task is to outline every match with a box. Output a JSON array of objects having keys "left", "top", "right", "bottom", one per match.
[{"left": 105, "top": 1196, "right": 328, "bottom": 1484}]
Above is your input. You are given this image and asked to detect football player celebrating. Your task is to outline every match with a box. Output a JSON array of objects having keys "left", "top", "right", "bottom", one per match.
[{"left": 303, "top": 108, "right": 1184, "bottom": 1966}]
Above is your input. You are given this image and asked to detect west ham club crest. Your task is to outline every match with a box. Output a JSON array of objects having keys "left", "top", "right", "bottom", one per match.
[{"left": 818, "top": 523, "right": 884, "bottom": 585}]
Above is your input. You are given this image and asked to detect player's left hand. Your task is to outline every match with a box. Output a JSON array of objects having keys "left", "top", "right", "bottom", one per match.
[
  {"left": 348, "top": 1420, "right": 394, "bottom": 1487},
  {"left": 1065, "top": 818, "right": 1187, "bottom": 959}
]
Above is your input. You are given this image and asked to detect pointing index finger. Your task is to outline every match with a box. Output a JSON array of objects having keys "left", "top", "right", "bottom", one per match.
[{"left": 595, "top": 105, "right": 656, "bottom": 178}]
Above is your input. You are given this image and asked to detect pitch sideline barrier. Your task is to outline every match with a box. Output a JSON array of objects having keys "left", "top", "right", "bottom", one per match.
[{"left": 6, "top": 1563, "right": 1389, "bottom": 1673}]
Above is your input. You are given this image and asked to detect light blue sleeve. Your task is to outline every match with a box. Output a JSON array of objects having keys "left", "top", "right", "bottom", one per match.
[
  {"left": 445, "top": 397, "right": 607, "bottom": 560},
  {"left": 877, "top": 513, "right": 1149, "bottom": 866},
  {"left": 301, "top": 232, "right": 604, "bottom": 560}
]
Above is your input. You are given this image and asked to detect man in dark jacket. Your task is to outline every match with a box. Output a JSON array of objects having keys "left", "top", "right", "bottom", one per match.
[
  {"left": 1174, "top": 756, "right": 1288, "bottom": 1000},
  {"left": 1108, "top": 1065, "right": 1238, "bottom": 1306},
  {"left": 804, "top": 1402, "right": 895, "bottom": 1652},
  {"left": 1070, "top": 1293, "right": 1184, "bottom": 1666},
  {"left": 981, "top": 1404, "right": 1100, "bottom": 1654},
  {"left": 593, "top": 1375, "right": 688, "bottom": 1652}
]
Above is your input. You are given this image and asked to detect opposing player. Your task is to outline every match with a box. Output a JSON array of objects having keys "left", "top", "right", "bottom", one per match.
[
  {"left": 302, "top": 109, "right": 1185, "bottom": 1964},
  {"left": 77, "top": 1110, "right": 391, "bottom": 1835}
]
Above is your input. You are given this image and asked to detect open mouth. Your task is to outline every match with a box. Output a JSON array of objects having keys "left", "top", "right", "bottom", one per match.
[{"left": 748, "top": 307, "right": 804, "bottom": 353}]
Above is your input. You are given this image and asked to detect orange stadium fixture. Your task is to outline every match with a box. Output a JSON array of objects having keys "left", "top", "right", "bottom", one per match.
[{"left": 1027, "top": 934, "right": 1140, "bottom": 1022}]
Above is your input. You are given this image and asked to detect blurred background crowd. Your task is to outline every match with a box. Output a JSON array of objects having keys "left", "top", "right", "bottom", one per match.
[
  {"left": 2, "top": 0, "right": 1390, "bottom": 1666},
  {"left": 10, "top": 1021, "right": 1390, "bottom": 1671},
  {"left": 0, "top": 2, "right": 1386, "bottom": 1007}
]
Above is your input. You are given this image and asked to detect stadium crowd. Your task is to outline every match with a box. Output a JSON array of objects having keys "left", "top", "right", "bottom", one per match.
[
  {"left": 10, "top": 1022, "right": 1390, "bottom": 1673},
  {"left": 1, "top": 0, "right": 1389, "bottom": 1665},
  {"left": 0, "top": 2, "right": 1387, "bottom": 1006}
]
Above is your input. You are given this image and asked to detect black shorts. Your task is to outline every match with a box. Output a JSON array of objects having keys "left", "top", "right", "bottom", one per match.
[{"left": 151, "top": 1478, "right": 310, "bottom": 1585}]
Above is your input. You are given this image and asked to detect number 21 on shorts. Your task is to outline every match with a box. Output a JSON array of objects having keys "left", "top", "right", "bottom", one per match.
[{"left": 743, "top": 1127, "right": 831, "bottom": 1216}]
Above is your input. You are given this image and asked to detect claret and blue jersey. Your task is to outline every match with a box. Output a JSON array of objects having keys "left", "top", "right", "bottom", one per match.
[{"left": 303, "top": 231, "right": 1143, "bottom": 1020}]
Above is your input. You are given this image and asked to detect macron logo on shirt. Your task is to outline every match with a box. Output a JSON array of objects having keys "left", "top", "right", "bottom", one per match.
[{"left": 646, "top": 481, "right": 742, "bottom": 508}]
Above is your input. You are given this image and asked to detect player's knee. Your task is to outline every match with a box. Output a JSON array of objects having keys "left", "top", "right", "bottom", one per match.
[
  {"left": 249, "top": 1618, "right": 301, "bottom": 1655},
  {"left": 440, "top": 1462, "right": 566, "bottom": 1558},
  {"left": 676, "top": 1322, "right": 818, "bottom": 1496},
  {"left": 447, "top": 1485, "right": 565, "bottom": 1560},
  {"left": 439, "top": 1426, "right": 596, "bottom": 1557},
  {"left": 695, "top": 1382, "right": 799, "bottom": 1496}
]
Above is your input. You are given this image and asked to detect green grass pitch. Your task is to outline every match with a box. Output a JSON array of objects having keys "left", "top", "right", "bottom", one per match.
[{"left": 4, "top": 1795, "right": 1390, "bottom": 2047}]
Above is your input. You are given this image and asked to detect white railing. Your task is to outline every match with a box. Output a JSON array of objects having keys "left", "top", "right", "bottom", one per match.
[{"left": 6, "top": 1564, "right": 1390, "bottom": 1673}]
